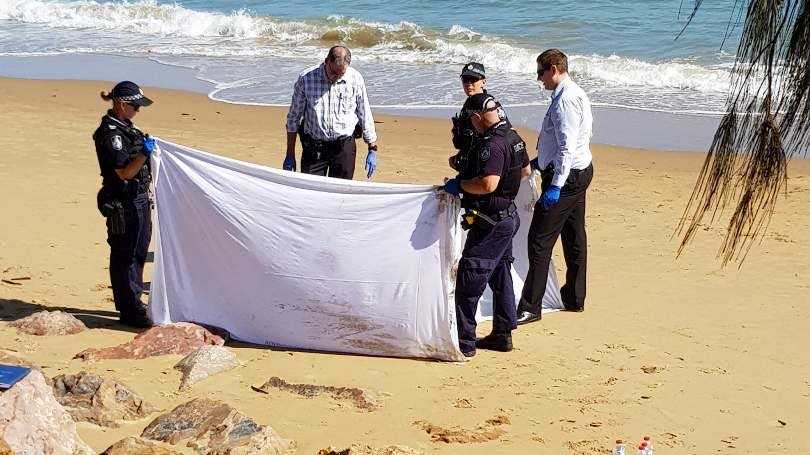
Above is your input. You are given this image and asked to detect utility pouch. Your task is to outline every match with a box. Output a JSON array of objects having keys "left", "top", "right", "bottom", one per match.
[
  {"left": 97, "top": 188, "right": 126, "bottom": 235},
  {"left": 460, "top": 209, "right": 497, "bottom": 231}
]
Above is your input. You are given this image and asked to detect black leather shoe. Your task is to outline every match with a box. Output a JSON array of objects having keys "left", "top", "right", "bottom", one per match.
[
  {"left": 462, "top": 349, "right": 476, "bottom": 358},
  {"left": 120, "top": 306, "right": 152, "bottom": 328},
  {"left": 564, "top": 305, "right": 585, "bottom": 312},
  {"left": 516, "top": 311, "right": 542, "bottom": 325},
  {"left": 476, "top": 333, "right": 513, "bottom": 352}
]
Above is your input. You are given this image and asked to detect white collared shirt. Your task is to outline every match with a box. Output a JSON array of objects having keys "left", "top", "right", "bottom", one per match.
[
  {"left": 285, "top": 64, "right": 377, "bottom": 144},
  {"left": 537, "top": 75, "right": 593, "bottom": 187}
]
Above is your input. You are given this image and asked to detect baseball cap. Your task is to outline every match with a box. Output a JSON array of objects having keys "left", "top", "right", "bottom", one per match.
[
  {"left": 460, "top": 62, "right": 486, "bottom": 79},
  {"left": 110, "top": 81, "right": 153, "bottom": 107}
]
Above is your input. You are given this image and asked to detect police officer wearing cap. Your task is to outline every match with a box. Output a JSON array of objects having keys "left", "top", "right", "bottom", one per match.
[
  {"left": 452, "top": 63, "right": 511, "bottom": 161},
  {"left": 442, "top": 93, "right": 531, "bottom": 357},
  {"left": 93, "top": 81, "right": 156, "bottom": 328}
]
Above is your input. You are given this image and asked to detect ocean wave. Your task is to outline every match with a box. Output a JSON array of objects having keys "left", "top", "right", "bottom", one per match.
[{"left": 0, "top": 0, "right": 731, "bottom": 94}]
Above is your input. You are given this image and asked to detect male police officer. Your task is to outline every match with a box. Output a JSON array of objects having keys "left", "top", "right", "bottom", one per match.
[
  {"left": 93, "top": 81, "right": 156, "bottom": 328},
  {"left": 442, "top": 93, "right": 531, "bottom": 357}
]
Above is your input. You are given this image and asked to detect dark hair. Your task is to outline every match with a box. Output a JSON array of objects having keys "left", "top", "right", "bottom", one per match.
[
  {"left": 100, "top": 91, "right": 114, "bottom": 102},
  {"left": 537, "top": 49, "right": 568, "bottom": 73},
  {"left": 327, "top": 45, "right": 352, "bottom": 65}
]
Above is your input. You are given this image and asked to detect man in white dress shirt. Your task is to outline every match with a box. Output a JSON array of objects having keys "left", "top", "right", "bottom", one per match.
[
  {"left": 517, "top": 49, "right": 594, "bottom": 324},
  {"left": 284, "top": 45, "right": 379, "bottom": 180}
]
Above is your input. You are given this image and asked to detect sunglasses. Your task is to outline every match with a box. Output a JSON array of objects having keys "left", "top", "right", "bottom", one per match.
[
  {"left": 537, "top": 66, "right": 552, "bottom": 78},
  {"left": 461, "top": 76, "right": 482, "bottom": 84},
  {"left": 127, "top": 102, "right": 140, "bottom": 111}
]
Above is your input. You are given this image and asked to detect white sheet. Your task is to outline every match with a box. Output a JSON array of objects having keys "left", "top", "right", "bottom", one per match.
[{"left": 149, "top": 139, "right": 561, "bottom": 361}]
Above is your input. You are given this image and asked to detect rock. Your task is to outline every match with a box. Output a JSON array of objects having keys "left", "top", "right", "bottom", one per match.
[
  {"left": 0, "top": 438, "right": 12, "bottom": 455},
  {"left": 74, "top": 323, "right": 225, "bottom": 361},
  {"left": 174, "top": 346, "right": 240, "bottom": 390},
  {"left": 318, "top": 445, "right": 423, "bottom": 455},
  {"left": 51, "top": 371, "right": 158, "bottom": 427},
  {"left": 0, "top": 349, "right": 34, "bottom": 367},
  {"left": 252, "top": 377, "right": 381, "bottom": 411},
  {"left": 9, "top": 311, "right": 86, "bottom": 336},
  {"left": 101, "top": 437, "right": 183, "bottom": 455},
  {"left": 0, "top": 369, "right": 93, "bottom": 455},
  {"left": 141, "top": 398, "right": 293, "bottom": 454}
]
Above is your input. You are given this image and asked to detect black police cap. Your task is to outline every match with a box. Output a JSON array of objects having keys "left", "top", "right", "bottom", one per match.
[
  {"left": 460, "top": 62, "right": 486, "bottom": 79},
  {"left": 462, "top": 92, "right": 497, "bottom": 114},
  {"left": 110, "top": 81, "right": 153, "bottom": 107}
]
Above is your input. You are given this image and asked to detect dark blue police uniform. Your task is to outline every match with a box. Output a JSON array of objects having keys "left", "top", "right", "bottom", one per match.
[
  {"left": 453, "top": 117, "right": 530, "bottom": 356},
  {"left": 93, "top": 96, "right": 153, "bottom": 326}
]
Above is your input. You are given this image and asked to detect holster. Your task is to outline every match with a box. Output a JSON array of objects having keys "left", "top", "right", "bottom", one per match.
[{"left": 97, "top": 187, "right": 126, "bottom": 235}]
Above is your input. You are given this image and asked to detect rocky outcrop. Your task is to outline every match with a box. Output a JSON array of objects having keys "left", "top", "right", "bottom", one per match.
[
  {"left": 412, "top": 414, "right": 511, "bottom": 444},
  {"left": 0, "top": 369, "right": 93, "bottom": 455},
  {"left": 174, "top": 346, "right": 240, "bottom": 390},
  {"left": 0, "top": 350, "right": 34, "bottom": 367},
  {"left": 141, "top": 398, "right": 293, "bottom": 454},
  {"left": 252, "top": 377, "right": 381, "bottom": 411},
  {"left": 51, "top": 371, "right": 158, "bottom": 427},
  {"left": 101, "top": 437, "right": 183, "bottom": 455},
  {"left": 74, "top": 323, "right": 224, "bottom": 361},
  {"left": 9, "top": 311, "right": 86, "bottom": 336},
  {"left": 0, "top": 438, "right": 13, "bottom": 455},
  {"left": 318, "top": 445, "right": 423, "bottom": 455}
]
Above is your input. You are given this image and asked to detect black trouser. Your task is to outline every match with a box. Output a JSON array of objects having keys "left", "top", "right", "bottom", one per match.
[
  {"left": 519, "top": 163, "right": 593, "bottom": 314},
  {"left": 456, "top": 214, "right": 520, "bottom": 354},
  {"left": 301, "top": 135, "right": 357, "bottom": 179},
  {"left": 107, "top": 194, "right": 151, "bottom": 317}
]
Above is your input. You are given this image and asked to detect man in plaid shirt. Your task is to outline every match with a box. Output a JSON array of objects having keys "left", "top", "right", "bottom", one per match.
[{"left": 284, "top": 45, "right": 379, "bottom": 180}]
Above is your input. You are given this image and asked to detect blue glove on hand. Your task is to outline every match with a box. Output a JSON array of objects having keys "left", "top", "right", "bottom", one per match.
[
  {"left": 530, "top": 157, "right": 540, "bottom": 171},
  {"left": 142, "top": 136, "right": 156, "bottom": 157},
  {"left": 283, "top": 154, "right": 296, "bottom": 172},
  {"left": 540, "top": 185, "right": 561, "bottom": 210},
  {"left": 365, "top": 150, "right": 377, "bottom": 179},
  {"left": 443, "top": 177, "right": 461, "bottom": 196}
]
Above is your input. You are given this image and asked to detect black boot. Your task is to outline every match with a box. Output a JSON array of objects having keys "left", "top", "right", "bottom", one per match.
[{"left": 476, "top": 333, "right": 513, "bottom": 352}]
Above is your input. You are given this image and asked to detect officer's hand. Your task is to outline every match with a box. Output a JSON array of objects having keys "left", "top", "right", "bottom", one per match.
[
  {"left": 442, "top": 177, "right": 462, "bottom": 197},
  {"left": 283, "top": 154, "right": 296, "bottom": 172},
  {"left": 539, "top": 185, "right": 561, "bottom": 210},
  {"left": 530, "top": 157, "right": 540, "bottom": 171},
  {"left": 365, "top": 150, "right": 377, "bottom": 179},
  {"left": 142, "top": 136, "right": 156, "bottom": 157}
]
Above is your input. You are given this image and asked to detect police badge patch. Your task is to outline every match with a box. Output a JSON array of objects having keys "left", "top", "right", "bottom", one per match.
[
  {"left": 111, "top": 135, "right": 123, "bottom": 151},
  {"left": 480, "top": 145, "right": 491, "bottom": 161}
]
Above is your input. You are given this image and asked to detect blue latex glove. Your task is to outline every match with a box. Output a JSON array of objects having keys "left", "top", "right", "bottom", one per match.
[
  {"left": 283, "top": 154, "right": 296, "bottom": 172},
  {"left": 530, "top": 157, "right": 540, "bottom": 171},
  {"left": 142, "top": 136, "right": 156, "bottom": 157},
  {"left": 540, "top": 185, "right": 561, "bottom": 210},
  {"left": 443, "top": 177, "right": 461, "bottom": 196},
  {"left": 365, "top": 150, "right": 377, "bottom": 179}
]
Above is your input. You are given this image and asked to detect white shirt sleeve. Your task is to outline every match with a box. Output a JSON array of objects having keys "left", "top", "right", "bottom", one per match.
[
  {"left": 549, "top": 96, "right": 582, "bottom": 187},
  {"left": 355, "top": 75, "right": 377, "bottom": 144}
]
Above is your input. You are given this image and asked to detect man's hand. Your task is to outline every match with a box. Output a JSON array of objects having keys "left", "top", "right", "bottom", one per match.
[
  {"left": 540, "top": 185, "right": 561, "bottom": 209},
  {"left": 365, "top": 149, "right": 377, "bottom": 179},
  {"left": 442, "top": 177, "right": 461, "bottom": 196},
  {"left": 283, "top": 154, "right": 296, "bottom": 172},
  {"left": 142, "top": 136, "right": 156, "bottom": 157},
  {"left": 530, "top": 157, "right": 540, "bottom": 171}
]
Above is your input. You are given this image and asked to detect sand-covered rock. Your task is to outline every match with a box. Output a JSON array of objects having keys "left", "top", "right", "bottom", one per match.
[
  {"left": 74, "top": 322, "right": 224, "bottom": 361},
  {"left": 318, "top": 445, "right": 423, "bottom": 455},
  {"left": 141, "top": 398, "right": 293, "bottom": 454},
  {"left": 9, "top": 311, "right": 85, "bottom": 336},
  {"left": 174, "top": 345, "right": 239, "bottom": 390},
  {"left": 101, "top": 437, "right": 183, "bottom": 455},
  {"left": 253, "top": 376, "right": 381, "bottom": 411},
  {"left": 51, "top": 371, "right": 158, "bottom": 427},
  {"left": 0, "top": 438, "right": 13, "bottom": 455},
  {"left": 0, "top": 369, "right": 93, "bottom": 455}
]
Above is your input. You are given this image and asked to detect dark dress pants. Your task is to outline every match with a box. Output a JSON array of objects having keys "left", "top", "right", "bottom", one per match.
[
  {"left": 301, "top": 136, "right": 357, "bottom": 179},
  {"left": 107, "top": 194, "right": 151, "bottom": 317},
  {"left": 519, "top": 164, "right": 593, "bottom": 314},
  {"left": 455, "top": 214, "right": 520, "bottom": 354}
]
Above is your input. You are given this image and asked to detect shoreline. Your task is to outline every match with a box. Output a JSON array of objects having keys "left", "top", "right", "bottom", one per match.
[
  {"left": 0, "top": 52, "right": 726, "bottom": 153},
  {"left": 2, "top": 76, "right": 810, "bottom": 454}
]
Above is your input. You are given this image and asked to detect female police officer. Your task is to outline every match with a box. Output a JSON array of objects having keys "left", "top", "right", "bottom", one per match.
[
  {"left": 93, "top": 81, "right": 156, "bottom": 328},
  {"left": 442, "top": 93, "right": 531, "bottom": 357}
]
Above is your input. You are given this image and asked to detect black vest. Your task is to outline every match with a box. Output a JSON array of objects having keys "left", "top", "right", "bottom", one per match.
[
  {"left": 461, "top": 123, "right": 527, "bottom": 212},
  {"left": 92, "top": 111, "right": 151, "bottom": 199}
]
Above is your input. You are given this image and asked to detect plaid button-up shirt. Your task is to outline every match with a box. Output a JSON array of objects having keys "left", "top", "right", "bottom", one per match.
[{"left": 285, "top": 64, "right": 377, "bottom": 144}]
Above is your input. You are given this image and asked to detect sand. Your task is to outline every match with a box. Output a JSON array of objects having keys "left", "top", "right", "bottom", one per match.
[{"left": 1, "top": 77, "right": 809, "bottom": 454}]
